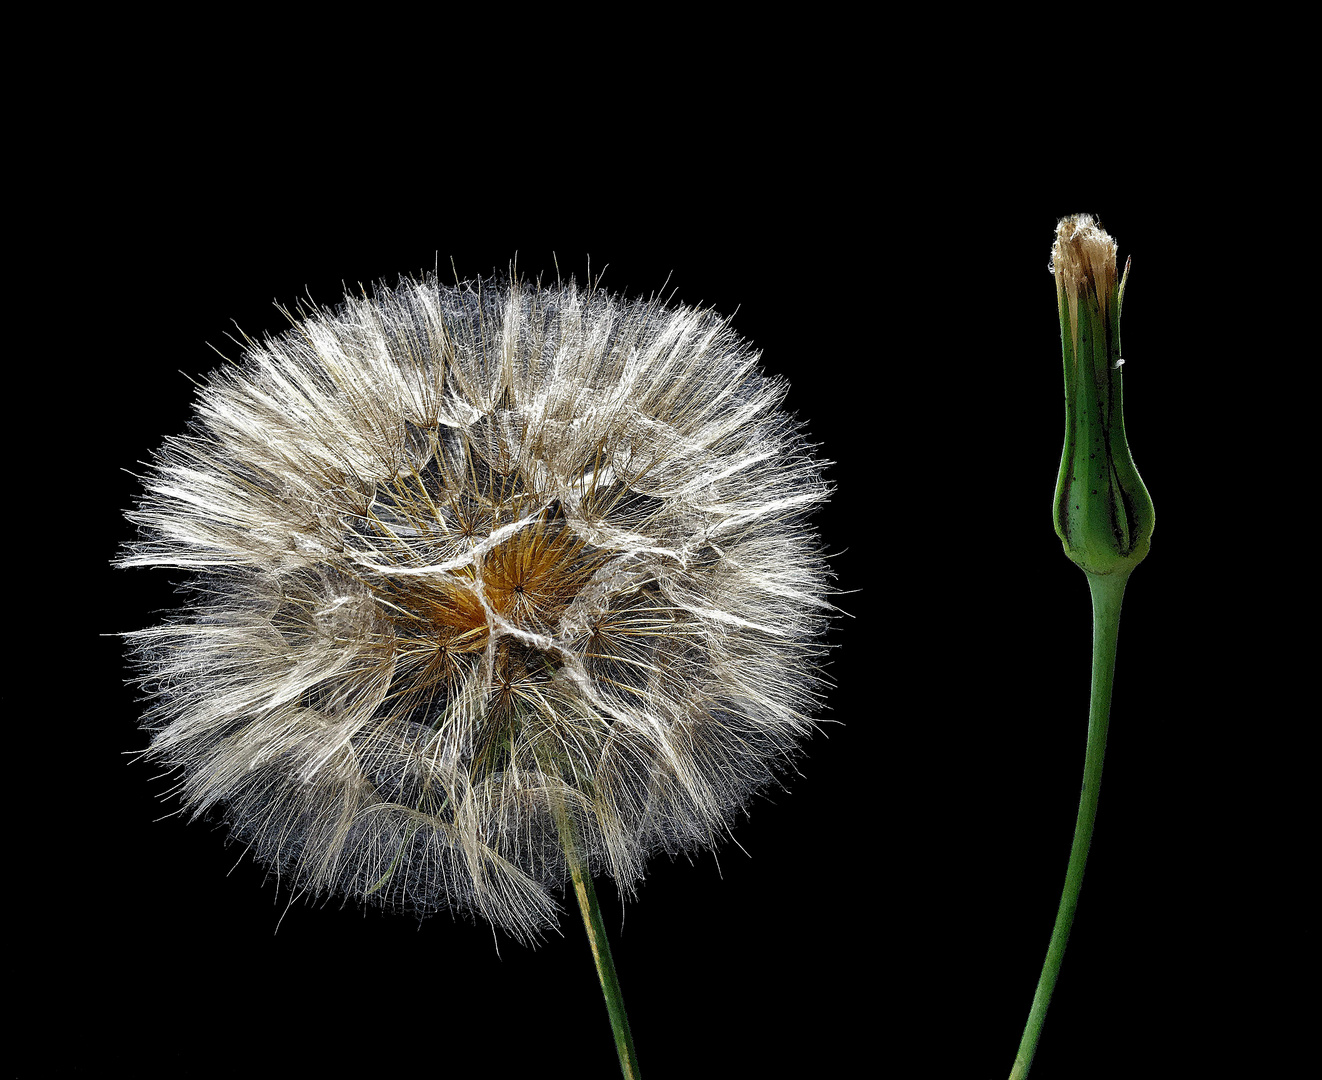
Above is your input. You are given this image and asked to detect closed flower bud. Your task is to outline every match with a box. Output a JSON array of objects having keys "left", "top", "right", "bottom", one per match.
[
  {"left": 1050, "top": 214, "right": 1155, "bottom": 578},
  {"left": 1010, "top": 216, "right": 1159, "bottom": 1080},
  {"left": 1047, "top": 215, "right": 1152, "bottom": 576}
]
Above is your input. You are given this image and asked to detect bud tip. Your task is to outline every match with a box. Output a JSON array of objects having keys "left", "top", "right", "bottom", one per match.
[{"left": 1051, "top": 214, "right": 1120, "bottom": 347}]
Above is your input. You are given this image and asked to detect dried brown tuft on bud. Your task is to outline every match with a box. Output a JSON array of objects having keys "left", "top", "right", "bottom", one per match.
[{"left": 1050, "top": 214, "right": 1121, "bottom": 348}]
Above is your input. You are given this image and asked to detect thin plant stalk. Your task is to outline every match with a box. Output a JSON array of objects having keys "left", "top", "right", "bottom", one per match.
[
  {"left": 566, "top": 842, "right": 641, "bottom": 1080},
  {"left": 1009, "top": 570, "right": 1128, "bottom": 1080},
  {"left": 553, "top": 822, "right": 641, "bottom": 1080},
  {"left": 550, "top": 796, "right": 640, "bottom": 1078}
]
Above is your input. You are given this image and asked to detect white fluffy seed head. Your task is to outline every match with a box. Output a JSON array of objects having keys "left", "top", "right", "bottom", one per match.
[{"left": 119, "top": 271, "right": 834, "bottom": 941}]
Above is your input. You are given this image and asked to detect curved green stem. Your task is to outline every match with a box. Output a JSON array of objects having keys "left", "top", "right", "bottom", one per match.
[
  {"left": 1009, "top": 570, "right": 1128, "bottom": 1080},
  {"left": 557, "top": 816, "right": 641, "bottom": 1079}
]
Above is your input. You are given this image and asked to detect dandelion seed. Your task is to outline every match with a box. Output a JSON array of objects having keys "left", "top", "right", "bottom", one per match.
[{"left": 118, "top": 270, "right": 835, "bottom": 949}]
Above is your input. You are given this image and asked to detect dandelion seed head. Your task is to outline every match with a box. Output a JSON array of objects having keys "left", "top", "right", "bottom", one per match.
[{"left": 119, "top": 270, "right": 834, "bottom": 941}]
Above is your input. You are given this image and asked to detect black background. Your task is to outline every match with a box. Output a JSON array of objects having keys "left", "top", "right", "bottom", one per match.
[{"left": 28, "top": 76, "right": 1286, "bottom": 1079}]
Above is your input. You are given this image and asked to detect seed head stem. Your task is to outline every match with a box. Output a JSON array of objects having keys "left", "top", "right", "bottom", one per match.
[{"left": 557, "top": 811, "right": 641, "bottom": 1079}]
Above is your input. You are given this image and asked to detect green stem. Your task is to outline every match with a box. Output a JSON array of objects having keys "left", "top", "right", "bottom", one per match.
[
  {"left": 1009, "top": 570, "right": 1128, "bottom": 1080},
  {"left": 559, "top": 819, "right": 642, "bottom": 1079}
]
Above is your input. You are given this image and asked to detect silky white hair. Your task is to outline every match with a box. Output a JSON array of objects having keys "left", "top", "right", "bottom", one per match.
[{"left": 119, "top": 271, "right": 834, "bottom": 941}]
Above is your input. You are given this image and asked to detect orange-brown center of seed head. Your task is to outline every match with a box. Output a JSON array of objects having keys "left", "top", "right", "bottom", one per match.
[{"left": 392, "top": 522, "right": 604, "bottom": 655}]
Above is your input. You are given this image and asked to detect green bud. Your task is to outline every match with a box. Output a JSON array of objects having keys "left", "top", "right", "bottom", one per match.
[{"left": 1051, "top": 215, "right": 1155, "bottom": 578}]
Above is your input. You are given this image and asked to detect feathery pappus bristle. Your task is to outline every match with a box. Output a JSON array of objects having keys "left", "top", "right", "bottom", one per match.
[{"left": 118, "top": 270, "right": 835, "bottom": 941}]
